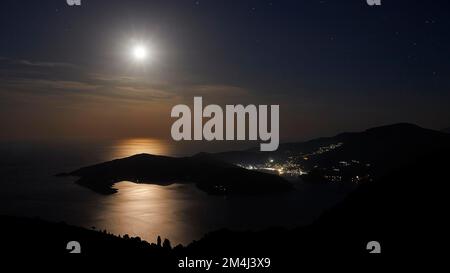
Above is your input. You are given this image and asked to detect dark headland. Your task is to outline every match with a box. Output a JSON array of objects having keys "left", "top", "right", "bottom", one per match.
[{"left": 58, "top": 153, "right": 292, "bottom": 195}]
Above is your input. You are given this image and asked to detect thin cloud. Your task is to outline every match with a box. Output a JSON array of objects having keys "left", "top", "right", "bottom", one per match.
[
  {"left": 0, "top": 57, "right": 78, "bottom": 69},
  {"left": 16, "top": 60, "right": 78, "bottom": 69},
  {"left": 0, "top": 58, "right": 259, "bottom": 106}
]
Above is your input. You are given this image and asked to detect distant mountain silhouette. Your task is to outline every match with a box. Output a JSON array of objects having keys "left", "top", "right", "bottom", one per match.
[
  {"left": 59, "top": 153, "right": 292, "bottom": 195},
  {"left": 442, "top": 127, "right": 450, "bottom": 134},
  {"left": 213, "top": 123, "right": 450, "bottom": 178},
  {"left": 59, "top": 123, "right": 450, "bottom": 194}
]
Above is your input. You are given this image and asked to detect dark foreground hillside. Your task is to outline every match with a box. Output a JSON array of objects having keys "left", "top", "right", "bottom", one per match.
[{"left": 180, "top": 148, "right": 448, "bottom": 262}]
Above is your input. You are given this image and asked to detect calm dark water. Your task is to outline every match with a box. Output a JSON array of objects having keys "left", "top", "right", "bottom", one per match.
[{"left": 0, "top": 138, "right": 351, "bottom": 245}]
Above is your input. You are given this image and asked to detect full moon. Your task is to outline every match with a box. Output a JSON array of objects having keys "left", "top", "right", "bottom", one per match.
[{"left": 131, "top": 44, "right": 148, "bottom": 61}]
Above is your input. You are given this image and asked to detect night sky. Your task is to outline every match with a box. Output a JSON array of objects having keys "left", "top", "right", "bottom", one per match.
[{"left": 1, "top": 0, "right": 449, "bottom": 141}]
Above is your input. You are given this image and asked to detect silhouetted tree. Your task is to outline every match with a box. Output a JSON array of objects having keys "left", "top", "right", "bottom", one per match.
[
  {"left": 157, "top": 235, "right": 161, "bottom": 247},
  {"left": 163, "top": 238, "right": 171, "bottom": 250}
]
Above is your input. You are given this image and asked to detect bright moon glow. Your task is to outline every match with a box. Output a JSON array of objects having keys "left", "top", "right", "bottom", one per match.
[{"left": 132, "top": 44, "right": 148, "bottom": 61}]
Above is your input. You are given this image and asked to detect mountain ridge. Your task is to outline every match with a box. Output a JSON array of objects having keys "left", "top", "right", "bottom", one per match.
[{"left": 211, "top": 123, "right": 450, "bottom": 178}]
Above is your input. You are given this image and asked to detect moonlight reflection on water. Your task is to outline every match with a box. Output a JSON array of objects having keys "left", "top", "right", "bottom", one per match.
[
  {"left": 107, "top": 138, "right": 173, "bottom": 159},
  {"left": 95, "top": 181, "right": 208, "bottom": 244}
]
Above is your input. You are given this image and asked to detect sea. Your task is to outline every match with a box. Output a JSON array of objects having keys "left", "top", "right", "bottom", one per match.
[{"left": 0, "top": 138, "right": 351, "bottom": 245}]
